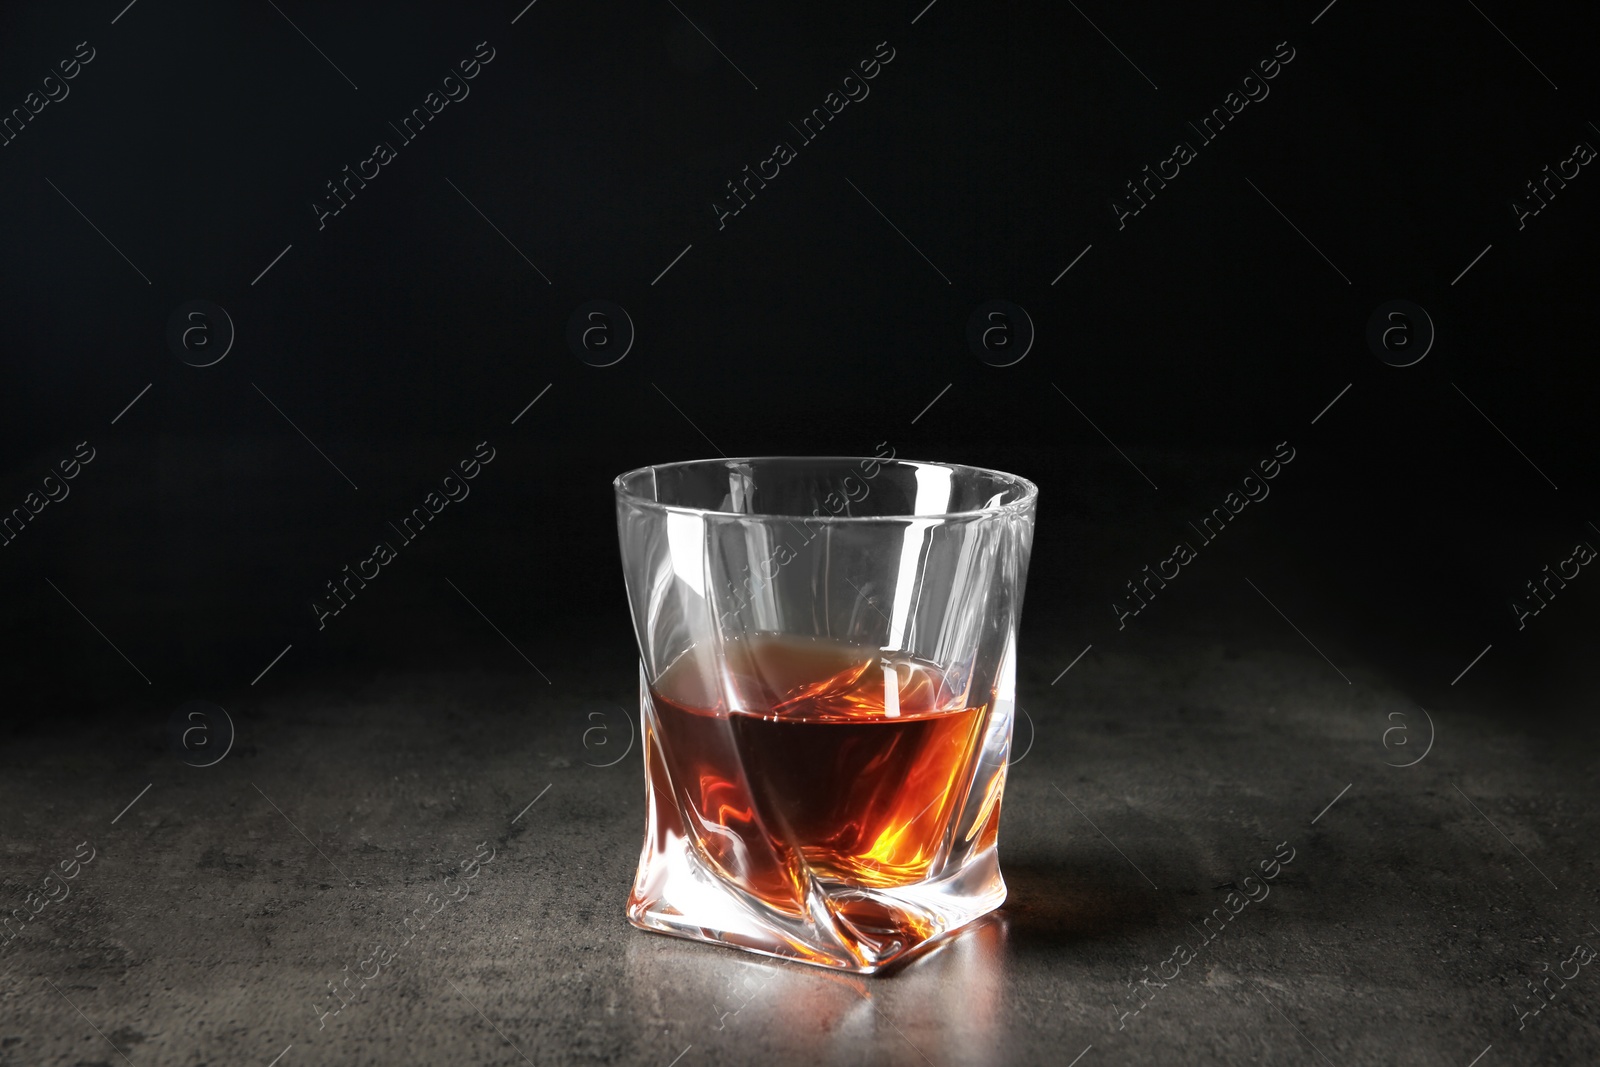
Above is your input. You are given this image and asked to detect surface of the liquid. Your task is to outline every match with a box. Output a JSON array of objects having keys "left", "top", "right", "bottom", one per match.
[{"left": 648, "top": 634, "right": 986, "bottom": 901}]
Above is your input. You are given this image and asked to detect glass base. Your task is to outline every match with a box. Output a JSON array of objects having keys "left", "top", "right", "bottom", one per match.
[
  {"left": 627, "top": 833, "right": 1006, "bottom": 973},
  {"left": 626, "top": 707, "right": 1008, "bottom": 973}
]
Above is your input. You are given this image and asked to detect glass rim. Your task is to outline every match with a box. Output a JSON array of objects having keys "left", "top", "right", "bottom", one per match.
[{"left": 613, "top": 456, "right": 1039, "bottom": 522}]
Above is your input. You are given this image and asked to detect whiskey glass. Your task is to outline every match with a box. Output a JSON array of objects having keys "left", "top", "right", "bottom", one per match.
[{"left": 614, "top": 456, "right": 1037, "bottom": 973}]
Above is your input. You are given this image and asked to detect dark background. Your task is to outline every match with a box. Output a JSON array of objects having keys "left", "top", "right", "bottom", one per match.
[
  {"left": 5, "top": 4, "right": 1600, "bottom": 1065},
  {"left": 2, "top": 0, "right": 1596, "bottom": 740}
]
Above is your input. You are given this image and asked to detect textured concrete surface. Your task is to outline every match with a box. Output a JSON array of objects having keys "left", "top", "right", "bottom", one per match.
[{"left": 4, "top": 589, "right": 1597, "bottom": 1067}]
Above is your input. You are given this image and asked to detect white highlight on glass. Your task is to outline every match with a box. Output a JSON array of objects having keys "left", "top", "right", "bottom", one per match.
[{"left": 666, "top": 510, "right": 707, "bottom": 598}]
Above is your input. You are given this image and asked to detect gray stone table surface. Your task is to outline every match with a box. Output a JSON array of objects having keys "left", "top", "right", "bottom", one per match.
[{"left": 3, "top": 598, "right": 1598, "bottom": 1067}]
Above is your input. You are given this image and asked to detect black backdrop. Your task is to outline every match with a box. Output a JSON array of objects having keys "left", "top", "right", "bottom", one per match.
[{"left": 2, "top": 0, "right": 1596, "bottom": 728}]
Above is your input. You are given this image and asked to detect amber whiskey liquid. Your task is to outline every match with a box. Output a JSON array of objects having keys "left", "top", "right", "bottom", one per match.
[{"left": 643, "top": 633, "right": 990, "bottom": 918}]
